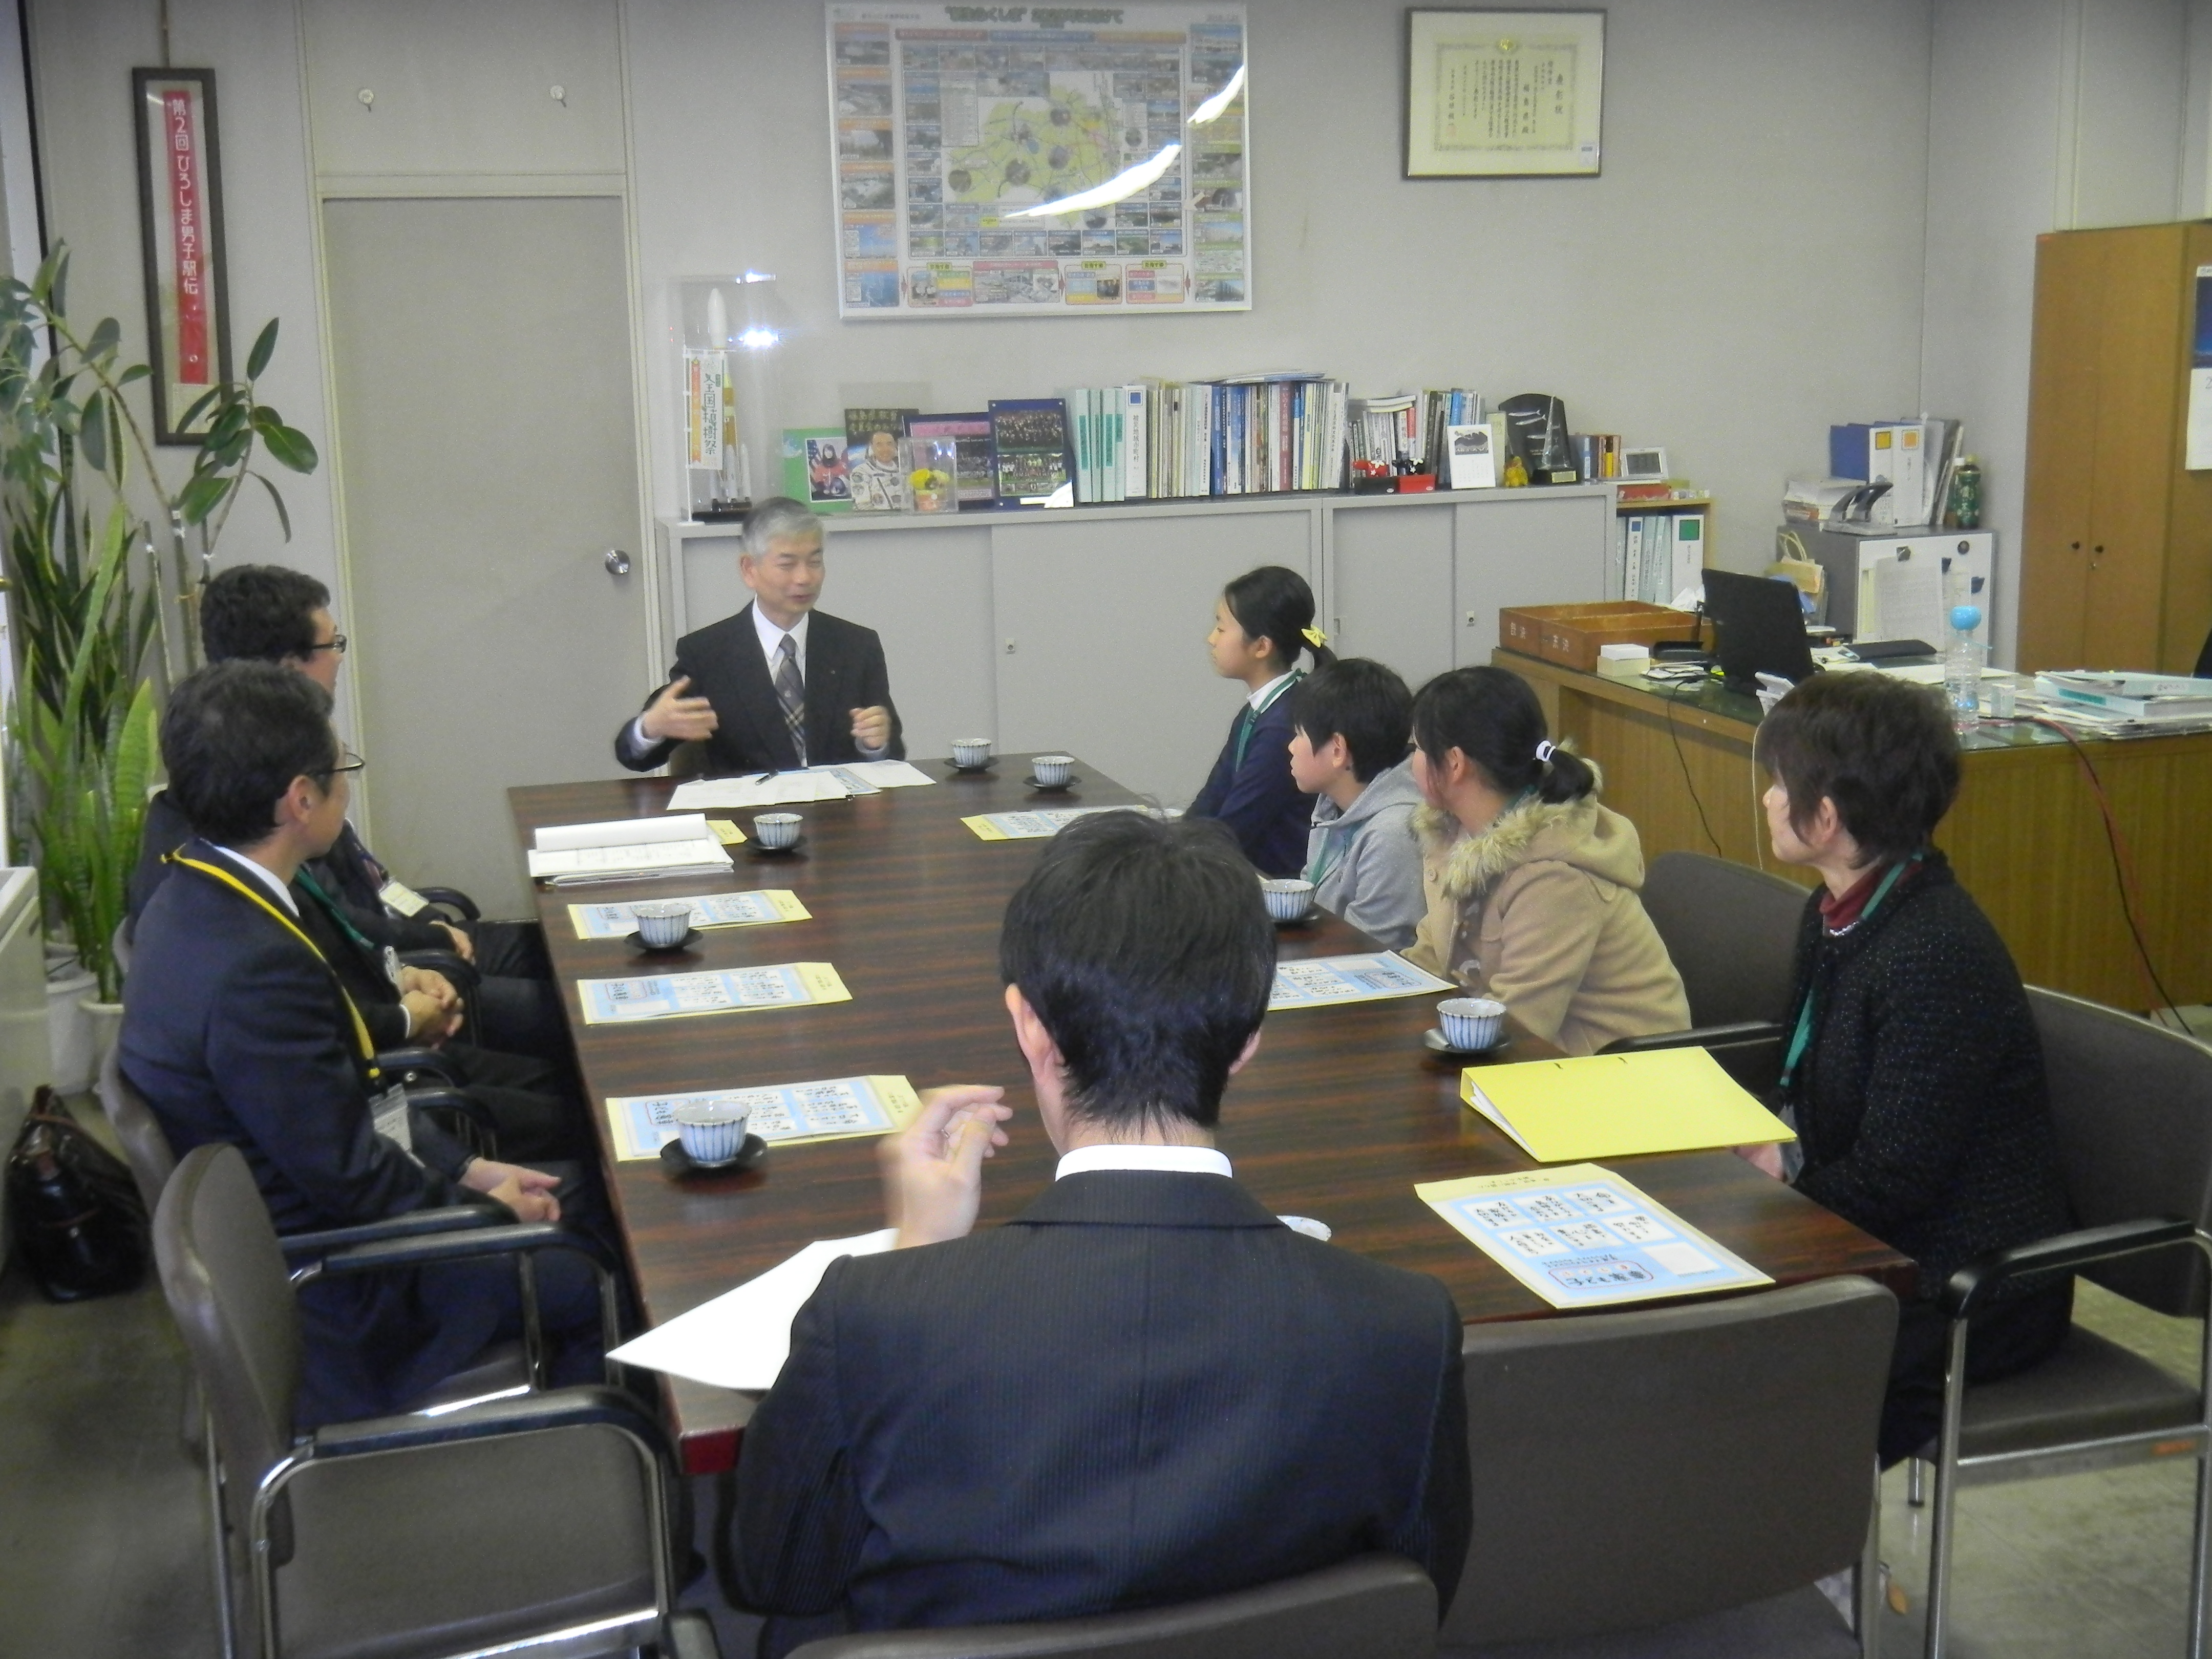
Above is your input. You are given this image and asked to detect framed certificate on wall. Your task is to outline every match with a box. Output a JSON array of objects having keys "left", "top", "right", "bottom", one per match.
[{"left": 1405, "top": 9, "right": 1604, "bottom": 179}]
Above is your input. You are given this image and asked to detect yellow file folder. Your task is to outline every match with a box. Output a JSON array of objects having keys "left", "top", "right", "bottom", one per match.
[{"left": 1460, "top": 1045, "right": 1795, "bottom": 1163}]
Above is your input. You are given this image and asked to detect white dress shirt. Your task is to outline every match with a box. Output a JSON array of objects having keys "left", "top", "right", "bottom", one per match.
[
  {"left": 209, "top": 845, "right": 298, "bottom": 915},
  {"left": 1246, "top": 669, "right": 1299, "bottom": 712},
  {"left": 1054, "top": 1143, "right": 1233, "bottom": 1180}
]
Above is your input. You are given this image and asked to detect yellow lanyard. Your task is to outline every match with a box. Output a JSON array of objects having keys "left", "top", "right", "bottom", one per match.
[{"left": 170, "top": 854, "right": 383, "bottom": 1080}]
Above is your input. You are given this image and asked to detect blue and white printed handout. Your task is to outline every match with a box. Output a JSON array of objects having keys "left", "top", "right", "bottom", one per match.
[
  {"left": 576, "top": 962, "right": 850, "bottom": 1025},
  {"left": 568, "top": 890, "right": 811, "bottom": 940},
  {"left": 1416, "top": 1162, "right": 1771, "bottom": 1309},
  {"left": 1268, "top": 952, "right": 1452, "bottom": 1011},
  {"left": 962, "top": 805, "right": 1127, "bottom": 841},
  {"left": 603, "top": 1073, "right": 921, "bottom": 1160}
]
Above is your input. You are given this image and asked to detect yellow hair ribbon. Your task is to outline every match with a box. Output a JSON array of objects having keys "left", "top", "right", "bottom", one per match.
[{"left": 1301, "top": 626, "right": 1327, "bottom": 648}]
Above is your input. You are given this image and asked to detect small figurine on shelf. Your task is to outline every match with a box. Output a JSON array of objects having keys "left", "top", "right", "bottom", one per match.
[
  {"left": 1502, "top": 451, "right": 1530, "bottom": 488},
  {"left": 907, "top": 435, "right": 960, "bottom": 513}
]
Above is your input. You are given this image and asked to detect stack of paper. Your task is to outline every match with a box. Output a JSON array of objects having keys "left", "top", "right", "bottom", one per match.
[
  {"left": 526, "top": 814, "right": 734, "bottom": 886},
  {"left": 607, "top": 1230, "right": 897, "bottom": 1391},
  {"left": 666, "top": 760, "right": 938, "bottom": 812},
  {"left": 1460, "top": 1046, "right": 1794, "bottom": 1163}
]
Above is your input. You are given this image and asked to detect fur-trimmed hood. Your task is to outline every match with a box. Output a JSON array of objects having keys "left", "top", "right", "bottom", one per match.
[{"left": 1413, "top": 768, "right": 1647, "bottom": 904}]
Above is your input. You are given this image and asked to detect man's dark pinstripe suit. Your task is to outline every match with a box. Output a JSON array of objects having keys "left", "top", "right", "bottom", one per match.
[{"left": 731, "top": 1167, "right": 1471, "bottom": 1640}]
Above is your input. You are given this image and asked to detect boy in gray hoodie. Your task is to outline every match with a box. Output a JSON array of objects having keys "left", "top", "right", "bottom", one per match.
[{"left": 1287, "top": 660, "right": 1428, "bottom": 949}]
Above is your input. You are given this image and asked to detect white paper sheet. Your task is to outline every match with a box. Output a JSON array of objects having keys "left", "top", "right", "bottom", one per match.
[
  {"left": 607, "top": 1229, "right": 898, "bottom": 1391},
  {"left": 535, "top": 814, "right": 715, "bottom": 852},
  {"left": 667, "top": 773, "right": 853, "bottom": 810},
  {"left": 830, "top": 759, "right": 938, "bottom": 789}
]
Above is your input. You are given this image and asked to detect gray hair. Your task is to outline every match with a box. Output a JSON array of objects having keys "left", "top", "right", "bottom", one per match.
[{"left": 743, "top": 496, "right": 823, "bottom": 559}]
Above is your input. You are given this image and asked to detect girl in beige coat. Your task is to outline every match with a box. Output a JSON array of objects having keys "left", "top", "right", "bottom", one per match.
[{"left": 1403, "top": 667, "right": 1689, "bottom": 1056}]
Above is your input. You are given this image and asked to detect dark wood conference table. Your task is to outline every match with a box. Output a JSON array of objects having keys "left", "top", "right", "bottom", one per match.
[{"left": 511, "top": 756, "right": 1911, "bottom": 1475}]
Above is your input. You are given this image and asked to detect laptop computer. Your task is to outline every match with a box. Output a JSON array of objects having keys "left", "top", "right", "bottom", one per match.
[{"left": 1703, "top": 568, "right": 1818, "bottom": 694}]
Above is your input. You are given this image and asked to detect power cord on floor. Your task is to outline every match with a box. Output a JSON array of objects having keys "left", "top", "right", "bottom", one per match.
[{"left": 1660, "top": 678, "right": 1724, "bottom": 856}]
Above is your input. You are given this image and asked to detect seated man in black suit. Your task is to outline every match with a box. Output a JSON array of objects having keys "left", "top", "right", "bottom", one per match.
[
  {"left": 120, "top": 662, "right": 604, "bottom": 1426},
  {"left": 130, "top": 564, "right": 565, "bottom": 1060},
  {"left": 731, "top": 813, "right": 1471, "bottom": 1646},
  {"left": 614, "top": 496, "right": 902, "bottom": 774}
]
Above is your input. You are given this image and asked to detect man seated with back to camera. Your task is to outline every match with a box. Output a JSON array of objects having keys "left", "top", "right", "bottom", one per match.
[
  {"left": 130, "top": 563, "right": 567, "bottom": 1061},
  {"left": 729, "top": 811, "right": 1471, "bottom": 1652},
  {"left": 120, "top": 662, "right": 609, "bottom": 1426}
]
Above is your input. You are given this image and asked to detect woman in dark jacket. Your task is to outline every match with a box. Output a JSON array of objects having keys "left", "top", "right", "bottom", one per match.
[{"left": 1748, "top": 671, "right": 2073, "bottom": 1465}]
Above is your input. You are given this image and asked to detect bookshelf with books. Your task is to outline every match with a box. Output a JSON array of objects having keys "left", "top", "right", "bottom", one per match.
[{"left": 1609, "top": 493, "right": 1715, "bottom": 605}]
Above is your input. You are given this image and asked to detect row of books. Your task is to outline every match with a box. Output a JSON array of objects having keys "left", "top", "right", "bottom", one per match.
[
  {"left": 1573, "top": 434, "right": 1631, "bottom": 481},
  {"left": 1348, "top": 389, "right": 1487, "bottom": 474},
  {"left": 1610, "top": 509, "right": 1707, "bottom": 606}
]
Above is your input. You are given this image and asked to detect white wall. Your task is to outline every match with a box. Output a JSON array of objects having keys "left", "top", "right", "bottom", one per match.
[
  {"left": 1921, "top": 0, "right": 2188, "bottom": 665},
  {"left": 629, "top": 0, "right": 1937, "bottom": 573}
]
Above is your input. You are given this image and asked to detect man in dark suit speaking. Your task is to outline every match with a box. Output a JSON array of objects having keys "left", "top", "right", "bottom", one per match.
[
  {"left": 613, "top": 496, "right": 902, "bottom": 774},
  {"left": 730, "top": 813, "right": 1471, "bottom": 1647}
]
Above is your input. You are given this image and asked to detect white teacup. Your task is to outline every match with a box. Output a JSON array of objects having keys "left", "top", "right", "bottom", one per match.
[
  {"left": 754, "top": 812, "right": 802, "bottom": 849},
  {"left": 1437, "top": 996, "right": 1506, "bottom": 1052},
  {"left": 672, "top": 1100, "right": 751, "bottom": 1166},
  {"left": 1031, "top": 753, "right": 1075, "bottom": 788},
  {"left": 951, "top": 737, "right": 994, "bottom": 769},
  {"left": 1261, "top": 878, "right": 1315, "bottom": 922},
  {"left": 632, "top": 899, "right": 693, "bottom": 949}
]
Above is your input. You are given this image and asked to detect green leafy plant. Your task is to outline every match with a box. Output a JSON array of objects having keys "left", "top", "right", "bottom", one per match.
[{"left": 11, "top": 503, "right": 157, "bottom": 1000}]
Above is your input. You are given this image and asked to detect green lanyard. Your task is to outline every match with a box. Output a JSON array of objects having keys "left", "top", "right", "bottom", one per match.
[
  {"left": 1233, "top": 670, "right": 1303, "bottom": 770},
  {"left": 1778, "top": 857, "right": 1916, "bottom": 1094},
  {"left": 295, "top": 866, "right": 377, "bottom": 954},
  {"left": 1304, "top": 817, "right": 1360, "bottom": 888}
]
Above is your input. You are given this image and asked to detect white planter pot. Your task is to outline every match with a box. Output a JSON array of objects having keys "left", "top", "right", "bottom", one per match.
[
  {"left": 79, "top": 995, "right": 123, "bottom": 1092},
  {"left": 44, "top": 966, "right": 97, "bottom": 1094}
]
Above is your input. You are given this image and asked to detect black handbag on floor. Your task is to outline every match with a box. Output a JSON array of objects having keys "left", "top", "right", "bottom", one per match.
[{"left": 6, "top": 1087, "right": 150, "bottom": 1301}]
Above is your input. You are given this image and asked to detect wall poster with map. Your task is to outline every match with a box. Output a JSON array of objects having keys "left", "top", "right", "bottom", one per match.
[{"left": 825, "top": 4, "right": 1250, "bottom": 320}]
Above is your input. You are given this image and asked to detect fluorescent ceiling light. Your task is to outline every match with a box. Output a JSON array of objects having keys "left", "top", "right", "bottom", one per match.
[
  {"left": 1004, "top": 143, "right": 1182, "bottom": 219},
  {"left": 737, "top": 326, "right": 780, "bottom": 350},
  {"left": 1188, "top": 63, "right": 1245, "bottom": 126}
]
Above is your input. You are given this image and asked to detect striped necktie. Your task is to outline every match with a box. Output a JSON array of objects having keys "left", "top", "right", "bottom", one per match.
[{"left": 774, "top": 633, "right": 807, "bottom": 765}]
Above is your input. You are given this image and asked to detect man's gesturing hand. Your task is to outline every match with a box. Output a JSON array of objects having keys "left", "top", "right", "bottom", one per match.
[
  {"left": 641, "top": 675, "right": 720, "bottom": 743},
  {"left": 880, "top": 1084, "right": 1011, "bottom": 1249},
  {"left": 850, "top": 705, "right": 894, "bottom": 752}
]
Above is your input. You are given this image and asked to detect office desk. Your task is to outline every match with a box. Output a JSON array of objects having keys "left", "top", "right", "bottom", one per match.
[
  {"left": 1500, "top": 652, "right": 2212, "bottom": 1012},
  {"left": 512, "top": 759, "right": 1909, "bottom": 1474}
]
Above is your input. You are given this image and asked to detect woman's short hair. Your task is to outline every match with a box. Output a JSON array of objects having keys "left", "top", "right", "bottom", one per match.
[
  {"left": 999, "top": 811, "right": 1273, "bottom": 1133},
  {"left": 1755, "top": 671, "right": 1960, "bottom": 863}
]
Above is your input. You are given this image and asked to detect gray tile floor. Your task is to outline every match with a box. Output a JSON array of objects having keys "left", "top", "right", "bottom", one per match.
[{"left": 2, "top": 1106, "right": 2203, "bottom": 1659}]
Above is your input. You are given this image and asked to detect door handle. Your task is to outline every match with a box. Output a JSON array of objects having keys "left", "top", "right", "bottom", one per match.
[{"left": 604, "top": 548, "right": 631, "bottom": 577}]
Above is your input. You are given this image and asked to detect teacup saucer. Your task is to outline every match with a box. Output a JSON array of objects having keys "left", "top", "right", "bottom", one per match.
[
  {"left": 625, "top": 927, "right": 702, "bottom": 954},
  {"left": 660, "top": 1134, "right": 769, "bottom": 1179},
  {"left": 948, "top": 758, "right": 997, "bottom": 774},
  {"left": 748, "top": 835, "right": 807, "bottom": 857},
  {"left": 1026, "top": 776, "right": 1080, "bottom": 793},
  {"left": 1423, "top": 1028, "right": 1509, "bottom": 1060},
  {"left": 1271, "top": 908, "right": 1318, "bottom": 928}
]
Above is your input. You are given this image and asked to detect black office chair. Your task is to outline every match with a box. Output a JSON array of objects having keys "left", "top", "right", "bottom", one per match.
[
  {"left": 1442, "top": 1277, "right": 1899, "bottom": 1658},
  {"left": 155, "top": 1143, "right": 693, "bottom": 1659},
  {"left": 786, "top": 1555, "right": 1438, "bottom": 1659},
  {"left": 2195, "top": 620, "right": 2211, "bottom": 679},
  {"left": 1910, "top": 988, "right": 2212, "bottom": 1659}
]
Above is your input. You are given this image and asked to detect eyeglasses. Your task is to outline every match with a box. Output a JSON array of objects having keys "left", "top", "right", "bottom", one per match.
[
  {"left": 315, "top": 747, "right": 366, "bottom": 782},
  {"left": 303, "top": 633, "right": 348, "bottom": 656}
]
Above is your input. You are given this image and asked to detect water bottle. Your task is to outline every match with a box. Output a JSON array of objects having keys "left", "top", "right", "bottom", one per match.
[{"left": 1945, "top": 604, "right": 1984, "bottom": 733}]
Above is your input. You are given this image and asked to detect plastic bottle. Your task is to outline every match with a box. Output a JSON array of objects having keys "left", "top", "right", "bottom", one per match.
[{"left": 1945, "top": 604, "right": 1984, "bottom": 733}]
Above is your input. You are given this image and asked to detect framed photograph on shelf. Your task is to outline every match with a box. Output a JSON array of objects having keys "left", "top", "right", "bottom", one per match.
[
  {"left": 131, "top": 67, "right": 231, "bottom": 442},
  {"left": 1404, "top": 9, "right": 1604, "bottom": 179}
]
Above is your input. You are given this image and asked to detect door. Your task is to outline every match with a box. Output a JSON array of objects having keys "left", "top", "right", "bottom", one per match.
[
  {"left": 2018, "top": 230, "right": 2105, "bottom": 670},
  {"left": 321, "top": 196, "right": 646, "bottom": 914}
]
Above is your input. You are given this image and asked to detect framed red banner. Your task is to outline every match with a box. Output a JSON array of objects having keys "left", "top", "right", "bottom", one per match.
[{"left": 132, "top": 68, "right": 232, "bottom": 443}]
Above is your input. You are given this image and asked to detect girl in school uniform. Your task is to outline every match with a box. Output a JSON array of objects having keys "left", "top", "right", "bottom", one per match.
[{"left": 1189, "top": 565, "right": 1335, "bottom": 875}]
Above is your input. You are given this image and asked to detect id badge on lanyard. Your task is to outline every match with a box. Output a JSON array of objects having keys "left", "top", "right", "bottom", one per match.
[{"left": 369, "top": 1082, "right": 421, "bottom": 1164}]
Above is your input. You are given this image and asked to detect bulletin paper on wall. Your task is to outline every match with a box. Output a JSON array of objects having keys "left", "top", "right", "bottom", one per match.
[
  {"left": 1268, "top": 952, "right": 1453, "bottom": 1011},
  {"left": 826, "top": 3, "right": 1250, "bottom": 318},
  {"left": 577, "top": 964, "right": 852, "bottom": 1025},
  {"left": 2189, "top": 265, "right": 2212, "bottom": 470},
  {"left": 604, "top": 1074, "right": 922, "bottom": 1160},
  {"left": 1416, "top": 1163, "right": 1770, "bottom": 1309}
]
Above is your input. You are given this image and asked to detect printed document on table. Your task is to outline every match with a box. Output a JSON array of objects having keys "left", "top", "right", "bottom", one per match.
[
  {"left": 604, "top": 1074, "right": 921, "bottom": 1160},
  {"left": 1416, "top": 1163, "right": 1771, "bottom": 1309},
  {"left": 568, "top": 890, "right": 811, "bottom": 940},
  {"left": 667, "top": 772, "right": 853, "bottom": 811},
  {"left": 576, "top": 962, "right": 850, "bottom": 1025},
  {"left": 526, "top": 813, "right": 734, "bottom": 884},
  {"left": 827, "top": 759, "right": 938, "bottom": 789},
  {"left": 607, "top": 1229, "right": 898, "bottom": 1391},
  {"left": 1269, "top": 952, "right": 1453, "bottom": 1010},
  {"left": 963, "top": 806, "right": 1126, "bottom": 841}
]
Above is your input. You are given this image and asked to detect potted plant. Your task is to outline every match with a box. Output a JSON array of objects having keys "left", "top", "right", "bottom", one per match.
[{"left": 0, "top": 245, "right": 317, "bottom": 1088}]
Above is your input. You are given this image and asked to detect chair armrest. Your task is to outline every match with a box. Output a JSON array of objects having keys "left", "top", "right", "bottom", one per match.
[
  {"left": 1601, "top": 1019, "right": 1787, "bottom": 1054},
  {"left": 307, "top": 1220, "right": 599, "bottom": 1278},
  {"left": 279, "top": 1204, "right": 502, "bottom": 1260},
  {"left": 403, "top": 1084, "right": 498, "bottom": 1141},
  {"left": 377, "top": 1046, "right": 467, "bottom": 1088},
  {"left": 1943, "top": 1218, "right": 2199, "bottom": 1317},
  {"left": 412, "top": 886, "right": 480, "bottom": 922},
  {"left": 308, "top": 1382, "right": 669, "bottom": 1462}
]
